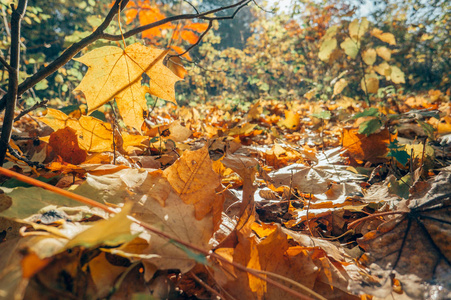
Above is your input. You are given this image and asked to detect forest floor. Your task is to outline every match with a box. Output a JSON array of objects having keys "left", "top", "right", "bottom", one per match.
[{"left": 0, "top": 91, "right": 450, "bottom": 300}]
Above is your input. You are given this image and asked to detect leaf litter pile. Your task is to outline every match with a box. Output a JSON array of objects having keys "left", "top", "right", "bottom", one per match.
[{"left": 1, "top": 47, "right": 451, "bottom": 300}]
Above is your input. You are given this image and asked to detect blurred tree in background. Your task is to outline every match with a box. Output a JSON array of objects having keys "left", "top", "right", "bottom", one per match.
[{"left": 1, "top": 0, "right": 448, "bottom": 109}]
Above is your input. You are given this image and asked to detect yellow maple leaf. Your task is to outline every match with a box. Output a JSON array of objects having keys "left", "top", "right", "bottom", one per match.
[{"left": 74, "top": 43, "right": 182, "bottom": 131}]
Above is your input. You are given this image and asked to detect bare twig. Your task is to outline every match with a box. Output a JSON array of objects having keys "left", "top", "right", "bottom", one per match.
[
  {"left": 101, "top": 0, "right": 252, "bottom": 40},
  {"left": 182, "top": 0, "right": 200, "bottom": 14},
  {"left": 188, "top": 271, "right": 224, "bottom": 300},
  {"left": 0, "top": 0, "right": 28, "bottom": 166},
  {"left": 168, "top": 21, "right": 213, "bottom": 59},
  {"left": 14, "top": 99, "right": 48, "bottom": 122},
  {"left": 0, "top": 0, "right": 252, "bottom": 113},
  {"left": 6, "top": 144, "right": 45, "bottom": 169},
  {"left": 0, "top": 166, "right": 314, "bottom": 300},
  {"left": 0, "top": 54, "right": 13, "bottom": 73}
]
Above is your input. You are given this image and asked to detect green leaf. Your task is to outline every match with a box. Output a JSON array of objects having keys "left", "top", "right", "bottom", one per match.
[
  {"left": 35, "top": 79, "right": 48, "bottom": 91},
  {"left": 358, "top": 118, "right": 383, "bottom": 136},
  {"left": 312, "top": 110, "right": 331, "bottom": 120},
  {"left": 90, "top": 110, "right": 107, "bottom": 122},
  {"left": 389, "top": 174, "right": 412, "bottom": 199},
  {"left": 387, "top": 140, "right": 410, "bottom": 166},
  {"left": 1, "top": 176, "right": 59, "bottom": 188},
  {"left": 352, "top": 107, "right": 379, "bottom": 119},
  {"left": 259, "top": 83, "right": 270, "bottom": 91},
  {"left": 169, "top": 240, "right": 208, "bottom": 265}
]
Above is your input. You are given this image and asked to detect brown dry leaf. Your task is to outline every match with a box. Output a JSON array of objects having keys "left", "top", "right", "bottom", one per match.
[
  {"left": 0, "top": 237, "right": 33, "bottom": 299},
  {"left": 272, "top": 147, "right": 364, "bottom": 194},
  {"left": 342, "top": 128, "right": 393, "bottom": 164},
  {"left": 263, "top": 143, "right": 303, "bottom": 169},
  {"left": 166, "top": 121, "right": 192, "bottom": 142},
  {"left": 247, "top": 100, "right": 263, "bottom": 120},
  {"left": 213, "top": 221, "right": 319, "bottom": 300},
  {"left": 74, "top": 43, "right": 182, "bottom": 131},
  {"left": 167, "top": 56, "right": 187, "bottom": 79},
  {"left": 131, "top": 169, "right": 222, "bottom": 272},
  {"left": 213, "top": 221, "right": 358, "bottom": 299},
  {"left": 361, "top": 72, "right": 379, "bottom": 94},
  {"left": 48, "top": 127, "right": 87, "bottom": 165},
  {"left": 123, "top": 146, "right": 224, "bottom": 272},
  {"left": 356, "top": 171, "right": 451, "bottom": 299},
  {"left": 88, "top": 252, "right": 127, "bottom": 298},
  {"left": 221, "top": 152, "right": 258, "bottom": 219}
]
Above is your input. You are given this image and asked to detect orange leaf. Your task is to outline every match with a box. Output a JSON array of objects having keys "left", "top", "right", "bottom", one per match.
[
  {"left": 184, "top": 22, "right": 209, "bottom": 33},
  {"left": 170, "top": 45, "right": 192, "bottom": 61},
  {"left": 48, "top": 127, "right": 87, "bottom": 165},
  {"left": 21, "top": 252, "right": 51, "bottom": 278},
  {"left": 342, "top": 128, "right": 393, "bottom": 164},
  {"left": 181, "top": 30, "right": 199, "bottom": 44},
  {"left": 40, "top": 108, "right": 114, "bottom": 152},
  {"left": 163, "top": 145, "right": 223, "bottom": 223},
  {"left": 166, "top": 55, "right": 188, "bottom": 78}
]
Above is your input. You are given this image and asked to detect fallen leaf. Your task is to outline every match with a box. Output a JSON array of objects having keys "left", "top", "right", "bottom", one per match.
[
  {"left": 342, "top": 128, "right": 393, "bottom": 164},
  {"left": 357, "top": 171, "right": 451, "bottom": 298},
  {"left": 333, "top": 78, "right": 348, "bottom": 97},
  {"left": 48, "top": 127, "right": 87, "bottom": 165}
]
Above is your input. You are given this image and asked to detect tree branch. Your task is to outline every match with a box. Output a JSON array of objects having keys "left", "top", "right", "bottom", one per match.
[
  {"left": 0, "top": 0, "right": 251, "bottom": 113},
  {"left": 168, "top": 21, "right": 213, "bottom": 59},
  {"left": 0, "top": 54, "right": 13, "bottom": 73},
  {"left": 0, "top": 0, "right": 28, "bottom": 166},
  {"left": 100, "top": 0, "right": 252, "bottom": 40}
]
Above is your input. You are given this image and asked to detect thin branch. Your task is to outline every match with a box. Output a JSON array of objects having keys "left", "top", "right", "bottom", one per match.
[
  {"left": 168, "top": 21, "right": 213, "bottom": 59},
  {"left": 0, "top": 0, "right": 28, "bottom": 166},
  {"left": 188, "top": 271, "right": 225, "bottom": 300},
  {"left": 183, "top": 0, "right": 199, "bottom": 14},
  {"left": 0, "top": 0, "right": 252, "bottom": 113},
  {"left": 14, "top": 99, "right": 48, "bottom": 122},
  {"left": 101, "top": 0, "right": 252, "bottom": 40},
  {"left": 0, "top": 54, "right": 13, "bottom": 73},
  {"left": 6, "top": 144, "right": 45, "bottom": 169},
  {"left": 252, "top": 0, "right": 276, "bottom": 14},
  {"left": 0, "top": 166, "right": 314, "bottom": 300}
]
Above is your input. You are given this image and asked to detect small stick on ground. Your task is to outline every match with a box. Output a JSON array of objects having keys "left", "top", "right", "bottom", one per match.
[{"left": 7, "top": 144, "right": 45, "bottom": 169}]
